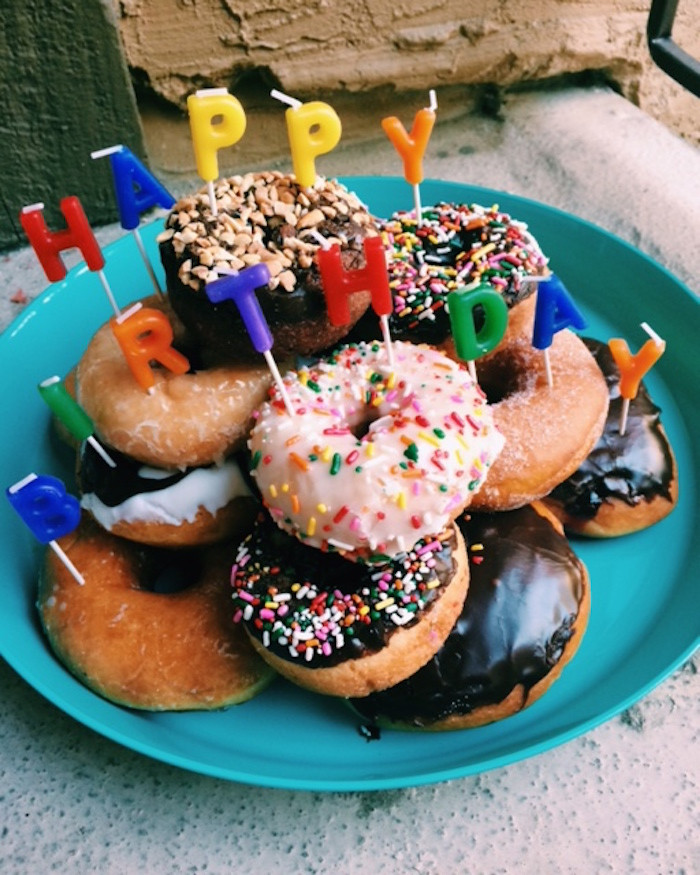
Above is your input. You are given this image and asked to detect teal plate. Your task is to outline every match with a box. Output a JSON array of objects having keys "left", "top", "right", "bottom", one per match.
[{"left": 1, "top": 178, "right": 698, "bottom": 791}]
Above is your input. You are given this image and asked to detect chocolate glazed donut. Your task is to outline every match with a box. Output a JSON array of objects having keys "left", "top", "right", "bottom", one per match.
[
  {"left": 543, "top": 338, "right": 678, "bottom": 536},
  {"left": 158, "top": 173, "right": 377, "bottom": 364},
  {"left": 349, "top": 504, "right": 590, "bottom": 731}
]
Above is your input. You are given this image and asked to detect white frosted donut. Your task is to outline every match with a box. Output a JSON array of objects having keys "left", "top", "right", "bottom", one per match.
[{"left": 248, "top": 340, "right": 504, "bottom": 560}]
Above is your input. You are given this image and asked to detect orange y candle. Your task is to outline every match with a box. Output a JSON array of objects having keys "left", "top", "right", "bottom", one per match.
[
  {"left": 381, "top": 90, "right": 437, "bottom": 225},
  {"left": 187, "top": 88, "right": 247, "bottom": 217},
  {"left": 271, "top": 89, "right": 342, "bottom": 188},
  {"left": 111, "top": 303, "right": 190, "bottom": 393},
  {"left": 608, "top": 322, "right": 666, "bottom": 435}
]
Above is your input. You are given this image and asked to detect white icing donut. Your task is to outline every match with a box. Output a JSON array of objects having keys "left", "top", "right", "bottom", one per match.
[
  {"left": 248, "top": 340, "right": 504, "bottom": 560},
  {"left": 80, "top": 457, "right": 251, "bottom": 531}
]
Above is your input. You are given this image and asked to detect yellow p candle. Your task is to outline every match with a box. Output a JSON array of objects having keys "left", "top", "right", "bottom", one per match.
[
  {"left": 187, "top": 88, "right": 247, "bottom": 214},
  {"left": 272, "top": 90, "right": 342, "bottom": 188}
]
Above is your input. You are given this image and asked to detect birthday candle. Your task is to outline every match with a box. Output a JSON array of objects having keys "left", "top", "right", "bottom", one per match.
[
  {"left": 92, "top": 144, "right": 174, "bottom": 297},
  {"left": 447, "top": 284, "right": 508, "bottom": 381},
  {"left": 6, "top": 473, "right": 84, "bottom": 585},
  {"left": 205, "top": 265, "right": 295, "bottom": 415},
  {"left": 316, "top": 236, "right": 394, "bottom": 366},
  {"left": 20, "top": 199, "right": 120, "bottom": 316},
  {"left": 609, "top": 322, "right": 666, "bottom": 435},
  {"left": 381, "top": 90, "right": 437, "bottom": 223},
  {"left": 38, "top": 376, "right": 116, "bottom": 468},
  {"left": 187, "top": 88, "right": 247, "bottom": 216},
  {"left": 532, "top": 274, "right": 587, "bottom": 387},
  {"left": 111, "top": 303, "right": 190, "bottom": 392},
  {"left": 271, "top": 90, "right": 342, "bottom": 188}
]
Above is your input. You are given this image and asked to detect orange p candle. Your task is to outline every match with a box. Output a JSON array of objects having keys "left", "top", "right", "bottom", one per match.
[
  {"left": 111, "top": 303, "right": 190, "bottom": 392},
  {"left": 608, "top": 322, "right": 665, "bottom": 435}
]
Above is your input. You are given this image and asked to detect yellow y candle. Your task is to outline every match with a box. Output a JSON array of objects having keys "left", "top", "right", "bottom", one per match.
[
  {"left": 608, "top": 322, "right": 666, "bottom": 435},
  {"left": 271, "top": 89, "right": 342, "bottom": 188},
  {"left": 187, "top": 88, "right": 247, "bottom": 216}
]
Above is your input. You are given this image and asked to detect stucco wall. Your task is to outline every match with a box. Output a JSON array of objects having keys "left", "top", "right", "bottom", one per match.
[{"left": 117, "top": 0, "right": 698, "bottom": 144}]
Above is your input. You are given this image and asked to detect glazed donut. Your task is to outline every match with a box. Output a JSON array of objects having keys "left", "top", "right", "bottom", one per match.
[
  {"left": 248, "top": 340, "right": 504, "bottom": 560},
  {"left": 158, "top": 172, "right": 378, "bottom": 364},
  {"left": 76, "top": 295, "right": 282, "bottom": 469},
  {"left": 230, "top": 514, "right": 470, "bottom": 698},
  {"left": 348, "top": 201, "right": 549, "bottom": 347},
  {"left": 455, "top": 327, "right": 609, "bottom": 511},
  {"left": 542, "top": 338, "right": 678, "bottom": 536},
  {"left": 349, "top": 503, "right": 590, "bottom": 731},
  {"left": 78, "top": 442, "right": 259, "bottom": 548},
  {"left": 38, "top": 517, "right": 275, "bottom": 711}
]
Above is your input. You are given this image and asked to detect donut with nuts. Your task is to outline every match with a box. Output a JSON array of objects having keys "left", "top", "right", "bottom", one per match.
[{"left": 158, "top": 171, "right": 380, "bottom": 364}]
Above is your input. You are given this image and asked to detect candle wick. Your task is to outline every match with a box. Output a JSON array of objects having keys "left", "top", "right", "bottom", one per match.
[
  {"left": 427, "top": 89, "right": 438, "bottom": 112},
  {"left": 270, "top": 88, "right": 302, "bottom": 110},
  {"left": 307, "top": 229, "right": 331, "bottom": 250},
  {"left": 640, "top": 321, "right": 665, "bottom": 348}
]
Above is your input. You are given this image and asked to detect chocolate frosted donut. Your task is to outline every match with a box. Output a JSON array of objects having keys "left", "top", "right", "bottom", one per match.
[
  {"left": 349, "top": 504, "right": 589, "bottom": 730},
  {"left": 230, "top": 515, "right": 470, "bottom": 698},
  {"left": 348, "top": 202, "right": 549, "bottom": 346},
  {"left": 158, "top": 172, "right": 378, "bottom": 364},
  {"left": 542, "top": 338, "right": 678, "bottom": 536}
]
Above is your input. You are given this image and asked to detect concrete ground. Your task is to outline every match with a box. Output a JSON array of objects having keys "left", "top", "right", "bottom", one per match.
[{"left": 1, "top": 85, "right": 698, "bottom": 874}]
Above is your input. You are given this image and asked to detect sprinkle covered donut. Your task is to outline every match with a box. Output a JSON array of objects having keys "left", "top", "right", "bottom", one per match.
[
  {"left": 348, "top": 202, "right": 549, "bottom": 346},
  {"left": 248, "top": 340, "right": 505, "bottom": 561},
  {"left": 230, "top": 514, "right": 470, "bottom": 698}
]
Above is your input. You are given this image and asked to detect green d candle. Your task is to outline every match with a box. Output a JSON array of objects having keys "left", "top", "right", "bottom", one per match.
[
  {"left": 38, "top": 376, "right": 116, "bottom": 468},
  {"left": 447, "top": 284, "right": 508, "bottom": 380}
]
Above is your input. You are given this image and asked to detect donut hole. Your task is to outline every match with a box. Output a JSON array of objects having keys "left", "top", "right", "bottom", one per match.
[
  {"left": 139, "top": 549, "right": 202, "bottom": 594},
  {"left": 476, "top": 349, "right": 532, "bottom": 405},
  {"left": 349, "top": 409, "right": 382, "bottom": 440}
]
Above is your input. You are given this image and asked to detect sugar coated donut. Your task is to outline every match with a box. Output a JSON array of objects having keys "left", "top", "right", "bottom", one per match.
[
  {"left": 542, "top": 338, "right": 678, "bottom": 536},
  {"left": 38, "top": 517, "right": 275, "bottom": 710},
  {"left": 458, "top": 328, "right": 609, "bottom": 511},
  {"left": 158, "top": 172, "right": 378, "bottom": 364},
  {"left": 349, "top": 503, "right": 590, "bottom": 730},
  {"left": 348, "top": 202, "right": 549, "bottom": 346},
  {"left": 248, "top": 340, "right": 505, "bottom": 560},
  {"left": 78, "top": 443, "right": 259, "bottom": 548},
  {"left": 230, "top": 514, "right": 470, "bottom": 698},
  {"left": 76, "top": 296, "right": 281, "bottom": 468}
]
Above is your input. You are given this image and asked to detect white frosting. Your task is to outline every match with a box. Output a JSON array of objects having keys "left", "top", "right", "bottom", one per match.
[
  {"left": 81, "top": 458, "right": 251, "bottom": 530},
  {"left": 249, "top": 341, "right": 504, "bottom": 559}
]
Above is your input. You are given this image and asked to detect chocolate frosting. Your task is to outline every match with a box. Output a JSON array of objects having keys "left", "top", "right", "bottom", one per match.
[
  {"left": 350, "top": 506, "right": 584, "bottom": 727},
  {"left": 549, "top": 338, "right": 674, "bottom": 519},
  {"left": 231, "top": 515, "right": 457, "bottom": 668}
]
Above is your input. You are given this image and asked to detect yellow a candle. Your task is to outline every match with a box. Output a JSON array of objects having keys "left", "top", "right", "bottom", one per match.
[
  {"left": 272, "top": 90, "right": 341, "bottom": 188},
  {"left": 187, "top": 88, "right": 247, "bottom": 215}
]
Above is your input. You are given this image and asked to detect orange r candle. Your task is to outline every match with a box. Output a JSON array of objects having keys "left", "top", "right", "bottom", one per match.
[{"left": 111, "top": 304, "right": 190, "bottom": 392}]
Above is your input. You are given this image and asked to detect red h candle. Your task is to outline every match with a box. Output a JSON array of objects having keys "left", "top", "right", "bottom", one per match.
[{"left": 20, "top": 198, "right": 120, "bottom": 316}]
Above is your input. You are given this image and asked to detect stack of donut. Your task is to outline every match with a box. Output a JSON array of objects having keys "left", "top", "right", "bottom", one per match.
[{"left": 36, "top": 177, "right": 678, "bottom": 731}]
